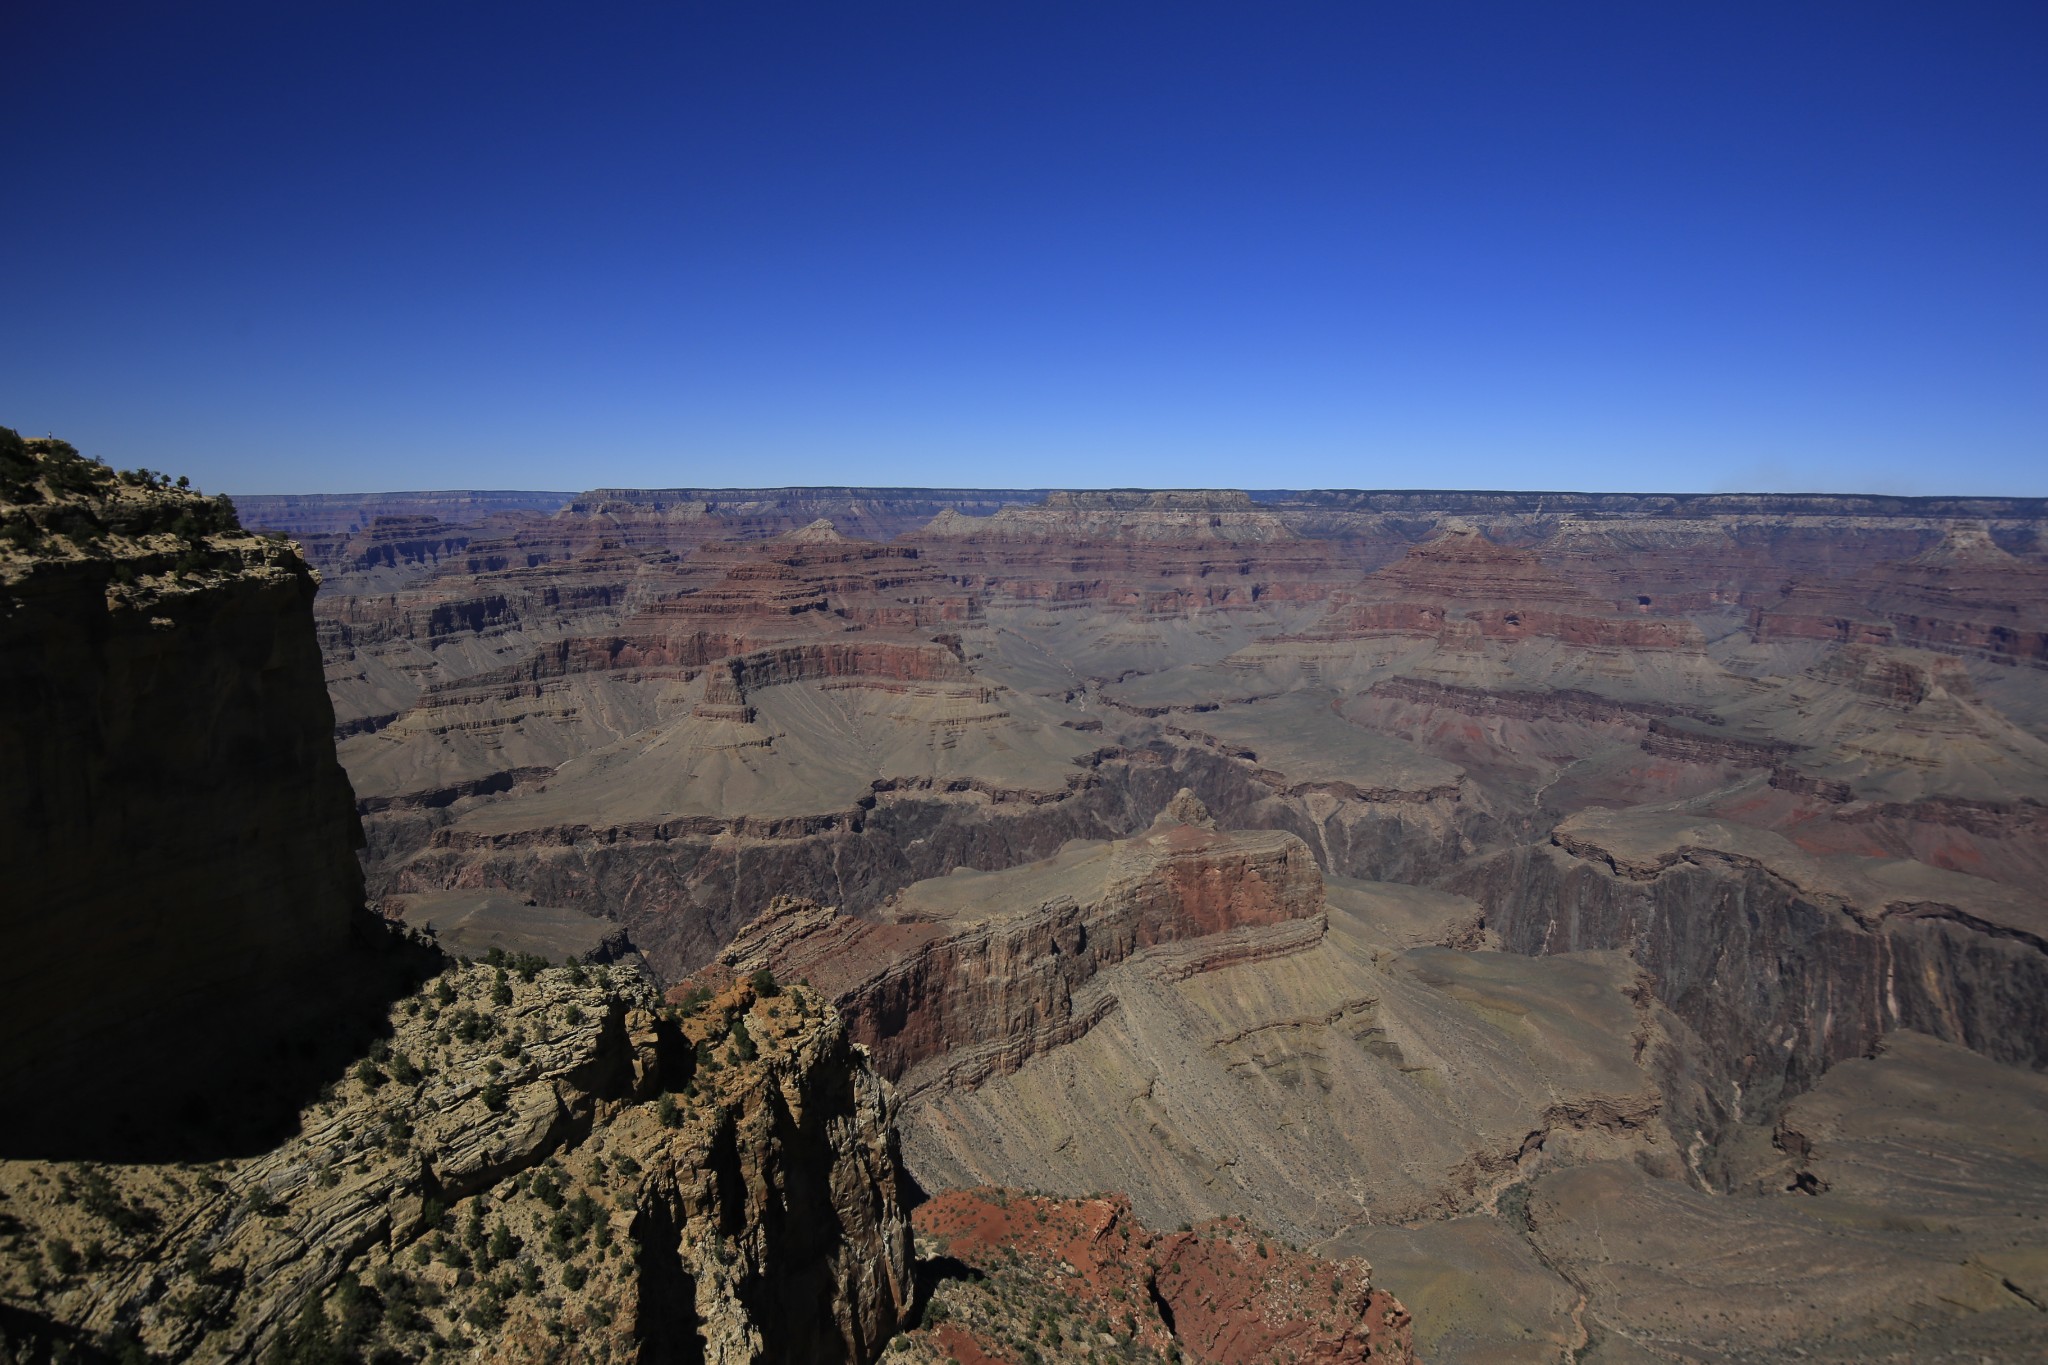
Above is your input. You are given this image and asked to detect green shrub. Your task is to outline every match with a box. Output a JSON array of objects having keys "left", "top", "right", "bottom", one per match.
[
  {"left": 44, "top": 1238, "right": 78, "bottom": 1277},
  {"left": 488, "top": 1221, "right": 517, "bottom": 1265},
  {"left": 264, "top": 1294, "right": 338, "bottom": 1365},
  {"left": 480, "top": 1081, "right": 509, "bottom": 1113},
  {"left": 38, "top": 441, "right": 111, "bottom": 496}
]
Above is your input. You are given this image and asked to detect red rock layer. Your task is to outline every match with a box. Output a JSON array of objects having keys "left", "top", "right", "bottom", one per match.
[
  {"left": 698, "top": 819, "right": 1325, "bottom": 1087},
  {"left": 906, "top": 1189, "right": 1415, "bottom": 1365},
  {"left": 1307, "top": 525, "right": 1705, "bottom": 649},
  {"left": 1752, "top": 527, "right": 2048, "bottom": 665}
]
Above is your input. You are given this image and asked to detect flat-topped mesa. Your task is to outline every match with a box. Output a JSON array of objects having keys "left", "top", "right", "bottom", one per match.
[
  {"left": 1320, "top": 521, "right": 1704, "bottom": 648},
  {"left": 607, "top": 530, "right": 968, "bottom": 637},
  {"left": 232, "top": 490, "right": 574, "bottom": 536},
  {"left": 1271, "top": 489, "right": 2048, "bottom": 519},
  {"left": 703, "top": 798, "right": 1326, "bottom": 1091},
  {"left": 1753, "top": 527, "right": 2048, "bottom": 665}
]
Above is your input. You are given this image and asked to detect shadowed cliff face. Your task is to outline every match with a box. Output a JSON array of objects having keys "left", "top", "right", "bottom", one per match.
[{"left": 0, "top": 431, "right": 437, "bottom": 1161}]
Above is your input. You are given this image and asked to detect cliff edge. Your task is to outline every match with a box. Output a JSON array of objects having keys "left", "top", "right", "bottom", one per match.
[{"left": 0, "top": 430, "right": 392, "bottom": 1158}]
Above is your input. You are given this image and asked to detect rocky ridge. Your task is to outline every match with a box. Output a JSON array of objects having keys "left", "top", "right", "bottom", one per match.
[{"left": 0, "top": 957, "right": 913, "bottom": 1364}]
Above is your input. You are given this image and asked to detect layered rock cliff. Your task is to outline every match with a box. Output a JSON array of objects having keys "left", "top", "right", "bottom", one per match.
[
  {"left": 706, "top": 799, "right": 1326, "bottom": 1093},
  {"left": 0, "top": 431, "right": 376, "bottom": 1157},
  {"left": 1450, "top": 808, "right": 2048, "bottom": 1172}
]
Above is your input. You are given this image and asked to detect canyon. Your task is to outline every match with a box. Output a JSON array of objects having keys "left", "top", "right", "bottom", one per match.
[
  {"left": 224, "top": 479, "right": 2048, "bottom": 1362},
  {"left": 5, "top": 439, "right": 2044, "bottom": 1361}
]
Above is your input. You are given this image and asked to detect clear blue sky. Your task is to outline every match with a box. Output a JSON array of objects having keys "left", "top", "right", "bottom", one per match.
[{"left": 4, "top": 1, "right": 2043, "bottom": 495}]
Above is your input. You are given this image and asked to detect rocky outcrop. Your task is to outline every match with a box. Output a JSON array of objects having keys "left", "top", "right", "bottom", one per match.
[
  {"left": 708, "top": 808, "right": 1326, "bottom": 1092},
  {"left": 0, "top": 431, "right": 379, "bottom": 1157},
  {"left": 0, "top": 961, "right": 914, "bottom": 1363},
  {"left": 898, "top": 1189, "right": 1416, "bottom": 1365}
]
